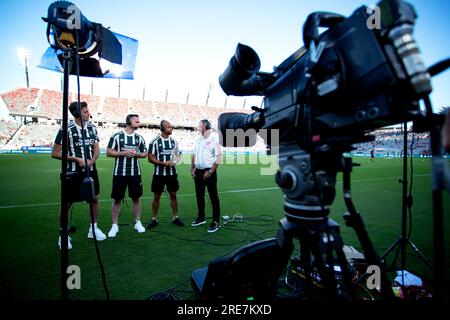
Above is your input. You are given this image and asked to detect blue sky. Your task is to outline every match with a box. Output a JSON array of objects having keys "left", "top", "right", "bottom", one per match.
[{"left": 0, "top": 0, "right": 448, "bottom": 110}]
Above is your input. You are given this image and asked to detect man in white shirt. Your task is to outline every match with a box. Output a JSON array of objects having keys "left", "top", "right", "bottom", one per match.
[{"left": 190, "top": 119, "right": 222, "bottom": 233}]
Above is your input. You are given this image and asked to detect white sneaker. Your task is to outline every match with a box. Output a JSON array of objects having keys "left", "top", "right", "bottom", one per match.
[
  {"left": 87, "top": 225, "right": 107, "bottom": 241},
  {"left": 58, "top": 236, "right": 72, "bottom": 250},
  {"left": 134, "top": 221, "right": 145, "bottom": 233},
  {"left": 108, "top": 224, "right": 119, "bottom": 237}
]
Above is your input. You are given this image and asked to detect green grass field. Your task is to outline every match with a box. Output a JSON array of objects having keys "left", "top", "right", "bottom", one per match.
[{"left": 0, "top": 154, "right": 448, "bottom": 300}]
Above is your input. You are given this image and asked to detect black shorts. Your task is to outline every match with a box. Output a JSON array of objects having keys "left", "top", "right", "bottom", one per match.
[
  {"left": 111, "top": 175, "right": 143, "bottom": 201},
  {"left": 151, "top": 174, "right": 179, "bottom": 194},
  {"left": 66, "top": 168, "right": 100, "bottom": 204}
]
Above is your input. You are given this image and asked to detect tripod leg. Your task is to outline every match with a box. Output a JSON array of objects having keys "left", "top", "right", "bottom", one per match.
[
  {"left": 389, "top": 239, "right": 403, "bottom": 270},
  {"left": 379, "top": 237, "right": 401, "bottom": 263},
  {"left": 341, "top": 158, "right": 395, "bottom": 299},
  {"left": 310, "top": 240, "right": 337, "bottom": 300},
  {"left": 299, "top": 238, "right": 316, "bottom": 298},
  {"left": 407, "top": 240, "right": 434, "bottom": 271},
  {"left": 335, "top": 246, "right": 357, "bottom": 300}
]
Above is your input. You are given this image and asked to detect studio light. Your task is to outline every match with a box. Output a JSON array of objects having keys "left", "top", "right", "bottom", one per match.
[{"left": 39, "top": 1, "right": 138, "bottom": 79}]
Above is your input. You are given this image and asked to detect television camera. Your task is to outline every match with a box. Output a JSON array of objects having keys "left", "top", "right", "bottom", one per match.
[{"left": 192, "top": 0, "right": 442, "bottom": 300}]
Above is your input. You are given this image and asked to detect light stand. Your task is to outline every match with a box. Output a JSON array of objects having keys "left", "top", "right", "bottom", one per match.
[
  {"left": 380, "top": 122, "right": 433, "bottom": 285},
  {"left": 41, "top": 1, "right": 137, "bottom": 300}
]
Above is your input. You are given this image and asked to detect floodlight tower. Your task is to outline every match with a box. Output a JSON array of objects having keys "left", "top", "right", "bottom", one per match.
[{"left": 17, "top": 48, "right": 31, "bottom": 88}]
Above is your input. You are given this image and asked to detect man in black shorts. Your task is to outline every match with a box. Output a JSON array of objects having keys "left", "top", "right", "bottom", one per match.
[
  {"left": 147, "top": 120, "right": 184, "bottom": 228},
  {"left": 52, "top": 101, "right": 107, "bottom": 250},
  {"left": 106, "top": 114, "right": 148, "bottom": 237}
]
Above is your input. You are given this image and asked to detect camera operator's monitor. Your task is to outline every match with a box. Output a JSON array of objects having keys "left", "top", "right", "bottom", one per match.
[{"left": 191, "top": 238, "right": 287, "bottom": 300}]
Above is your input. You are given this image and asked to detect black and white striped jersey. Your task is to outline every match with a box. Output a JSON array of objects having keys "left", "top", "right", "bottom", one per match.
[
  {"left": 54, "top": 121, "right": 99, "bottom": 172},
  {"left": 107, "top": 130, "right": 147, "bottom": 176},
  {"left": 149, "top": 135, "right": 179, "bottom": 176}
]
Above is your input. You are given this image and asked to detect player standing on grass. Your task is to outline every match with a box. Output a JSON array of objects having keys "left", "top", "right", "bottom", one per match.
[
  {"left": 106, "top": 114, "right": 148, "bottom": 237},
  {"left": 52, "top": 101, "right": 107, "bottom": 250},
  {"left": 147, "top": 120, "right": 184, "bottom": 228}
]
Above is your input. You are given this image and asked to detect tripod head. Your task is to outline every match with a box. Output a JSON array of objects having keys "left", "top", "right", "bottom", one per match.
[
  {"left": 273, "top": 136, "right": 374, "bottom": 222},
  {"left": 275, "top": 144, "right": 338, "bottom": 221}
]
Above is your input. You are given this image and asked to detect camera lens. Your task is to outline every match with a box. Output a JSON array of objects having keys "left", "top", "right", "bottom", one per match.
[
  {"left": 368, "top": 107, "right": 379, "bottom": 119},
  {"left": 354, "top": 110, "right": 366, "bottom": 122}
]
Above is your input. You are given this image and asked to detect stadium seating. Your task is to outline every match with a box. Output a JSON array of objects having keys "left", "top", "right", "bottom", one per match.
[
  {"left": 36, "top": 89, "right": 63, "bottom": 118},
  {"left": 0, "top": 88, "right": 435, "bottom": 155},
  {"left": 102, "top": 97, "right": 130, "bottom": 122},
  {"left": 354, "top": 129, "right": 431, "bottom": 157},
  {"left": 129, "top": 99, "right": 155, "bottom": 123},
  {"left": 0, "top": 121, "right": 21, "bottom": 145},
  {"left": 0, "top": 88, "right": 39, "bottom": 115},
  {"left": 75, "top": 93, "right": 101, "bottom": 117},
  {"left": 5, "top": 122, "right": 58, "bottom": 148}
]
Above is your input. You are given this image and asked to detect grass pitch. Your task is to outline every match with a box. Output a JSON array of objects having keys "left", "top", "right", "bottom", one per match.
[{"left": 0, "top": 154, "right": 448, "bottom": 299}]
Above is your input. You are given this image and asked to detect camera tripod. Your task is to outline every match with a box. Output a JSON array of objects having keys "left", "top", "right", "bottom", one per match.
[
  {"left": 275, "top": 147, "right": 394, "bottom": 300},
  {"left": 379, "top": 122, "right": 433, "bottom": 282},
  {"left": 277, "top": 216, "right": 356, "bottom": 299}
]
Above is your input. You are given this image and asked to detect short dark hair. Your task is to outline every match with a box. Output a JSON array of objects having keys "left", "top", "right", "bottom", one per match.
[
  {"left": 201, "top": 119, "right": 211, "bottom": 130},
  {"left": 126, "top": 114, "right": 139, "bottom": 125},
  {"left": 69, "top": 101, "right": 88, "bottom": 118}
]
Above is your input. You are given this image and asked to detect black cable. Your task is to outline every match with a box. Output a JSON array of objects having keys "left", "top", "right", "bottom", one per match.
[
  {"left": 144, "top": 215, "right": 281, "bottom": 300},
  {"left": 145, "top": 217, "right": 280, "bottom": 300},
  {"left": 244, "top": 214, "right": 278, "bottom": 223},
  {"left": 75, "top": 30, "right": 109, "bottom": 300},
  {"left": 88, "top": 203, "right": 110, "bottom": 299},
  {"left": 146, "top": 279, "right": 191, "bottom": 300},
  {"left": 148, "top": 212, "right": 277, "bottom": 247},
  {"left": 149, "top": 227, "right": 248, "bottom": 247},
  {"left": 69, "top": 206, "right": 76, "bottom": 233},
  {"left": 58, "top": 206, "right": 76, "bottom": 232},
  {"left": 148, "top": 291, "right": 183, "bottom": 300},
  {"left": 74, "top": 40, "right": 90, "bottom": 176},
  {"left": 407, "top": 131, "right": 414, "bottom": 240}
]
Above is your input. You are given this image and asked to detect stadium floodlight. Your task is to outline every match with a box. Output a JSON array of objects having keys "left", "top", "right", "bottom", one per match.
[
  {"left": 17, "top": 48, "right": 31, "bottom": 88},
  {"left": 39, "top": 1, "right": 138, "bottom": 79}
]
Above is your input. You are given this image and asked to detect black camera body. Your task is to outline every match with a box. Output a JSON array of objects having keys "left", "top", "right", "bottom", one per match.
[{"left": 219, "top": 0, "right": 431, "bottom": 152}]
